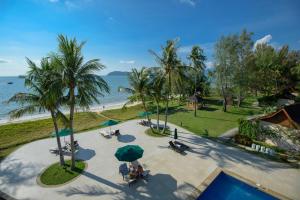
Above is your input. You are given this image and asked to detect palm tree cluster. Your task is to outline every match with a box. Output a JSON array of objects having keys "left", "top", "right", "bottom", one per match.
[
  {"left": 119, "top": 39, "right": 208, "bottom": 134},
  {"left": 8, "top": 35, "right": 110, "bottom": 169}
]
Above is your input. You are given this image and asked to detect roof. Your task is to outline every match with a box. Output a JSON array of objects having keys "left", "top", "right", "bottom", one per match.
[{"left": 259, "top": 103, "right": 300, "bottom": 129}]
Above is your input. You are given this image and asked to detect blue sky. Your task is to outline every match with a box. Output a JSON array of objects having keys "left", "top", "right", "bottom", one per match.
[{"left": 0, "top": 0, "right": 300, "bottom": 76}]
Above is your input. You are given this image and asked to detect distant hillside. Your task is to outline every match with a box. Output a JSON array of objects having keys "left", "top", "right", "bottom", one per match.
[{"left": 107, "top": 71, "right": 130, "bottom": 76}]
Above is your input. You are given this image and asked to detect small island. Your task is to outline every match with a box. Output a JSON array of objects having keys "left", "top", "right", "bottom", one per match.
[{"left": 106, "top": 71, "right": 130, "bottom": 76}]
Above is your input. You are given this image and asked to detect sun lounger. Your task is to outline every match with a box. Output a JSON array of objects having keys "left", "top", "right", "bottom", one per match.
[
  {"left": 169, "top": 141, "right": 185, "bottom": 153},
  {"left": 100, "top": 131, "right": 111, "bottom": 138},
  {"left": 49, "top": 147, "right": 59, "bottom": 155},
  {"left": 174, "top": 141, "right": 189, "bottom": 150}
]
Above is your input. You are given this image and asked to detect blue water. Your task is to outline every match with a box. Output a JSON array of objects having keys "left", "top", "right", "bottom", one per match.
[
  {"left": 0, "top": 75, "right": 130, "bottom": 120},
  {"left": 197, "top": 172, "right": 278, "bottom": 200}
]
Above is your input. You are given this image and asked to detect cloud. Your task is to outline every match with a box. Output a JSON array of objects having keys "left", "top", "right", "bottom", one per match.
[
  {"left": 49, "top": 0, "right": 59, "bottom": 2},
  {"left": 178, "top": 0, "right": 196, "bottom": 6},
  {"left": 205, "top": 61, "right": 214, "bottom": 69},
  {"left": 178, "top": 45, "right": 193, "bottom": 54},
  {"left": 0, "top": 59, "right": 10, "bottom": 63},
  {"left": 120, "top": 60, "right": 135, "bottom": 64},
  {"left": 254, "top": 34, "right": 272, "bottom": 49},
  {"left": 65, "top": 0, "right": 78, "bottom": 9}
]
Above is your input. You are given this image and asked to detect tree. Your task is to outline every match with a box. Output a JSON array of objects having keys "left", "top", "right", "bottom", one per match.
[
  {"left": 8, "top": 57, "right": 67, "bottom": 166},
  {"left": 214, "top": 35, "right": 238, "bottom": 112},
  {"left": 149, "top": 39, "right": 183, "bottom": 132},
  {"left": 52, "top": 35, "right": 109, "bottom": 169},
  {"left": 147, "top": 68, "right": 166, "bottom": 131},
  {"left": 235, "top": 30, "right": 254, "bottom": 106},
  {"left": 118, "top": 67, "right": 154, "bottom": 132},
  {"left": 188, "top": 45, "right": 206, "bottom": 116}
]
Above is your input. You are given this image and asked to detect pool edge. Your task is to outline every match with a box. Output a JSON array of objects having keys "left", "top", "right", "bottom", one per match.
[{"left": 187, "top": 167, "right": 292, "bottom": 200}]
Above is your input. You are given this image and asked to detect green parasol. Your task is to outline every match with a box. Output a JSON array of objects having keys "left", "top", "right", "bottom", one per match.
[
  {"left": 114, "top": 145, "right": 144, "bottom": 162},
  {"left": 51, "top": 128, "right": 72, "bottom": 143},
  {"left": 138, "top": 111, "right": 152, "bottom": 118}
]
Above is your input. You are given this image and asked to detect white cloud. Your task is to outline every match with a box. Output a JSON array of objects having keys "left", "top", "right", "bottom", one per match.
[
  {"left": 179, "top": 0, "right": 196, "bottom": 6},
  {"left": 205, "top": 61, "right": 214, "bottom": 69},
  {"left": 254, "top": 34, "right": 272, "bottom": 49},
  {"left": 120, "top": 60, "right": 135, "bottom": 64},
  {"left": 65, "top": 0, "right": 78, "bottom": 9},
  {"left": 178, "top": 45, "right": 193, "bottom": 54},
  {"left": 0, "top": 59, "right": 11, "bottom": 64}
]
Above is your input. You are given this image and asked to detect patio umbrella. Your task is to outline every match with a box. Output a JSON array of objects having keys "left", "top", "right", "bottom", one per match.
[
  {"left": 51, "top": 128, "right": 72, "bottom": 142},
  {"left": 100, "top": 119, "right": 119, "bottom": 132},
  {"left": 138, "top": 111, "right": 152, "bottom": 118},
  {"left": 115, "top": 145, "right": 144, "bottom": 162}
]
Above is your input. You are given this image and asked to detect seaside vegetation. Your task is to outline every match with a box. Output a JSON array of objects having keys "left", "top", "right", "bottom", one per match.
[
  {"left": 0, "top": 97, "right": 261, "bottom": 160},
  {"left": 39, "top": 160, "right": 86, "bottom": 186},
  {"left": 1, "top": 29, "right": 299, "bottom": 162}
]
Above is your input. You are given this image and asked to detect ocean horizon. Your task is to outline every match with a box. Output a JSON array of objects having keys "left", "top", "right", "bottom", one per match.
[{"left": 0, "top": 75, "right": 130, "bottom": 122}]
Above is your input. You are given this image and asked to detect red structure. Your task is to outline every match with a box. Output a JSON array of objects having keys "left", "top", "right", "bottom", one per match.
[{"left": 259, "top": 104, "right": 300, "bottom": 129}]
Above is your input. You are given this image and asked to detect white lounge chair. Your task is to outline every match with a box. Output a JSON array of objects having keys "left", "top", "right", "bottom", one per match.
[
  {"left": 255, "top": 145, "right": 260, "bottom": 152},
  {"left": 100, "top": 131, "right": 111, "bottom": 138}
]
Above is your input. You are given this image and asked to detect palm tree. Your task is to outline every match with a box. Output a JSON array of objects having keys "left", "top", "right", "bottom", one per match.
[
  {"left": 149, "top": 39, "right": 182, "bottom": 133},
  {"left": 52, "top": 35, "right": 110, "bottom": 169},
  {"left": 8, "top": 57, "right": 67, "bottom": 165},
  {"left": 188, "top": 46, "right": 206, "bottom": 117},
  {"left": 147, "top": 69, "right": 166, "bottom": 131},
  {"left": 118, "top": 67, "right": 154, "bottom": 132}
]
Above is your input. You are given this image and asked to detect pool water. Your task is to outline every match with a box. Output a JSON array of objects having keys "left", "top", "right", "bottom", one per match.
[{"left": 197, "top": 172, "right": 278, "bottom": 200}]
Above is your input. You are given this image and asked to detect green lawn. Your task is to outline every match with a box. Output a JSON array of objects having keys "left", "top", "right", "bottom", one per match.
[
  {"left": 39, "top": 160, "right": 86, "bottom": 185},
  {"left": 0, "top": 97, "right": 262, "bottom": 160},
  {"left": 0, "top": 112, "right": 107, "bottom": 160}
]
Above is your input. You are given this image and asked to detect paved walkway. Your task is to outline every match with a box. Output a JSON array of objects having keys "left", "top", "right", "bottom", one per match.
[{"left": 0, "top": 120, "right": 300, "bottom": 200}]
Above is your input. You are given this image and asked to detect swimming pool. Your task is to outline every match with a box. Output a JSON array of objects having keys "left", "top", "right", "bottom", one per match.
[{"left": 197, "top": 172, "right": 278, "bottom": 200}]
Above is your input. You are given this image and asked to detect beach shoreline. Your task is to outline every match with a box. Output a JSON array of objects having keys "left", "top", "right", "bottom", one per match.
[{"left": 0, "top": 101, "right": 139, "bottom": 126}]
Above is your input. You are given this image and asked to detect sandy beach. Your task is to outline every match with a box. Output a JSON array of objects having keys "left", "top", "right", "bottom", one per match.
[{"left": 0, "top": 101, "right": 140, "bottom": 126}]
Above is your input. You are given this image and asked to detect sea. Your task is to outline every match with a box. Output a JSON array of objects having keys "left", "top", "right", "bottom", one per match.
[{"left": 0, "top": 75, "right": 130, "bottom": 123}]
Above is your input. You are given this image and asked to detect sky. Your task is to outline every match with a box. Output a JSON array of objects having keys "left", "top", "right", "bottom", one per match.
[{"left": 0, "top": 0, "right": 300, "bottom": 76}]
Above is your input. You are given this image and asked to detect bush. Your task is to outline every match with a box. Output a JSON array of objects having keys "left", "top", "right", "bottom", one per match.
[
  {"left": 257, "top": 95, "right": 277, "bottom": 106},
  {"left": 234, "top": 134, "right": 252, "bottom": 146},
  {"left": 238, "top": 119, "right": 259, "bottom": 140}
]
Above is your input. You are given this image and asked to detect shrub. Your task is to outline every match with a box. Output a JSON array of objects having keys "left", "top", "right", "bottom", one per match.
[
  {"left": 257, "top": 95, "right": 277, "bottom": 106},
  {"left": 234, "top": 134, "right": 252, "bottom": 146},
  {"left": 238, "top": 119, "right": 259, "bottom": 140}
]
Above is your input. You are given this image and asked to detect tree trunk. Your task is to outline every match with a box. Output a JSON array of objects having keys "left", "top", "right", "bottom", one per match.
[
  {"left": 237, "top": 90, "right": 241, "bottom": 107},
  {"left": 141, "top": 96, "right": 154, "bottom": 133},
  {"left": 163, "top": 75, "right": 171, "bottom": 133},
  {"left": 156, "top": 99, "right": 160, "bottom": 131},
  {"left": 221, "top": 86, "right": 227, "bottom": 112},
  {"left": 194, "top": 74, "right": 197, "bottom": 117},
  {"left": 50, "top": 110, "right": 65, "bottom": 166},
  {"left": 69, "top": 87, "right": 76, "bottom": 170}
]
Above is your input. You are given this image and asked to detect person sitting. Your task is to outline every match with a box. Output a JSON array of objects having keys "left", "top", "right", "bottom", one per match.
[{"left": 137, "top": 165, "right": 144, "bottom": 177}]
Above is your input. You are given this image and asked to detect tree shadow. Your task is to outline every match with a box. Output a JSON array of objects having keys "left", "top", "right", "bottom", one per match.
[
  {"left": 200, "top": 107, "right": 218, "bottom": 112},
  {"left": 75, "top": 147, "right": 96, "bottom": 161},
  {"left": 0, "top": 158, "right": 43, "bottom": 196},
  {"left": 175, "top": 135, "right": 292, "bottom": 171},
  {"left": 117, "top": 134, "right": 136, "bottom": 143},
  {"left": 58, "top": 172, "right": 197, "bottom": 200}
]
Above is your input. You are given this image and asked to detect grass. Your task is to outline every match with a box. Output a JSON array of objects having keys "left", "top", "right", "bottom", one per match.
[
  {"left": 145, "top": 128, "right": 171, "bottom": 137},
  {"left": 39, "top": 160, "right": 86, "bottom": 185},
  {"left": 0, "top": 112, "right": 107, "bottom": 160},
  {"left": 0, "top": 97, "right": 262, "bottom": 160}
]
